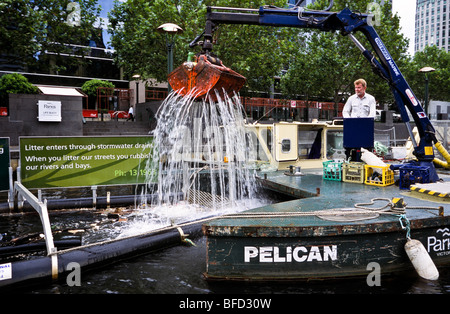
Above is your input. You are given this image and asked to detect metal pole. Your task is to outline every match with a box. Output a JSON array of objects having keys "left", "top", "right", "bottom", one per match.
[
  {"left": 424, "top": 74, "right": 429, "bottom": 116},
  {"left": 158, "top": 23, "right": 182, "bottom": 93},
  {"left": 136, "top": 80, "right": 139, "bottom": 105},
  {"left": 8, "top": 167, "right": 14, "bottom": 210},
  {"left": 167, "top": 40, "right": 173, "bottom": 93}
]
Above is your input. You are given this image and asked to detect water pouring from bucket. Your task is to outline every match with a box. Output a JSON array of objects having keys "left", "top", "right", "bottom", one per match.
[
  {"left": 103, "top": 88, "right": 263, "bottom": 241},
  {"left": 115, "top": 44, "right": 259, "bottom": 238},
  {"left": 153, "top": 46, "right": 254, "bottom": 210},
  {"left": 145, "top": 87, "right": 258, "bottom": 212}
]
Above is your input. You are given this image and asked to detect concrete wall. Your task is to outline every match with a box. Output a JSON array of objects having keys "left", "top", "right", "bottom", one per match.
[
  {"left": 135, "top": 100, "right": 162, "bottom": 130},
  {"left": 429, "top": 100, "right": 450, "bottom": 120},
  {"left": 0, "top": 94, "right": 83, "bottom": 146}
]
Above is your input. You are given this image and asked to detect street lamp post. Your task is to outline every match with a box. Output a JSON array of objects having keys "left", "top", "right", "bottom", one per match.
[
  {"left": 418, "top": 66, "right": 436, "bottom": 116},
  {"left": 157, "top": 23, "right": 183, "bottom": 93},
  {"left": 132, "top": 74, "right": 141, "bottom": 105}
]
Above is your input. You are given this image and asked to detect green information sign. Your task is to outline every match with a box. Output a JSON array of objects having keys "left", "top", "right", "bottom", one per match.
[
  {"left": 20, "top": 136, "right": 153, "bottom": 188},
  {"left": 0, "top": 137, "right": 10, "bottom": 191}
]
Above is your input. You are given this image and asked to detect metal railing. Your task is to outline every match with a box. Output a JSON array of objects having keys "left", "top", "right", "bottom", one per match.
[{"left": 14, "top": 182, "right": 56, "bottom": 256}]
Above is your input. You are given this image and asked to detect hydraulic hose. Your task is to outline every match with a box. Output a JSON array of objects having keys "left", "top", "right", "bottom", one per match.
[{"left": 433, "top": 141, "right": 450, "bottom": 169}]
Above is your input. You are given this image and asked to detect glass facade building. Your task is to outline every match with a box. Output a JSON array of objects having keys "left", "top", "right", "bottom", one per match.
[{"left": 415, "top": 0, "right": 450, "bottom": 52}]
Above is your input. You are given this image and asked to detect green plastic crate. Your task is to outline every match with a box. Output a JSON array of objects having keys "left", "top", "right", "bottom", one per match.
[{"left": 323, "top": 160, "right": 342, "bottom": 181}]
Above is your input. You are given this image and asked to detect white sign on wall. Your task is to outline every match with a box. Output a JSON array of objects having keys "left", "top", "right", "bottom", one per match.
[{"left": 38, "top": 100, "right": 62, "bottom": 122}]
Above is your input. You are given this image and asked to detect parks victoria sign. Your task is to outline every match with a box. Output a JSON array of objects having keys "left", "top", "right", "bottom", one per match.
[{"left": 20, "top": 136, "right": 153, "bottom": 188}]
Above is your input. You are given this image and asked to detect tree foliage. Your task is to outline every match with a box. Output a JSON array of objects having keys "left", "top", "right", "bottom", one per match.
[
  {"left": 0, "top": 0, "right": 101, "bottom": 73},
  {"left": 108, "top": 0, "right": 207, "bottom": 82},
  {"left": 3, "top": 0, "right": 449, "bottom": 105},
  {"left": 108, "top": 0, "right": 419, "bottom": 103},
  {"left": 108, "top": 0, "right": 292, "bottom": 91},
  {"left": 279, "top": 0, "right": 411, "bottom": 108},
  {"left": 81, "top": 79, "right": 115, "bottom": 97},
  {"left": 0, "top": 0, "right": 45, "bottom": 68},
  {"left": 0, "top": 73, "right": 39, "bottom": 95},
  {"left": 203, "top": 0, "right": 294, "bottom": 93},
  {"left": 35, "top": 0, "right": 102, "bottom": 74},
  {"left": 403, "top": 45, "right": 450, "bottom": 102}
]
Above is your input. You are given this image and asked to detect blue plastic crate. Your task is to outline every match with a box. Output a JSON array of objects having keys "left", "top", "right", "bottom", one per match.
[{"left": 399, "top": 165, "right": 430, "bottom": 190}]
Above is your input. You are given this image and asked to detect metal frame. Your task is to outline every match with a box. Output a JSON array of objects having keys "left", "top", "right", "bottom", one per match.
[{"left": 14, "top": 181, "right": 56, "bottom": 256}]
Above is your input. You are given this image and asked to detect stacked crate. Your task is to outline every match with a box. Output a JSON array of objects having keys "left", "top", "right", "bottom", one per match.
[
  {"left": 342, "top": 162, "right": 365, "bottom": 184},
  {"left": 398, "top": 165, "right": 430, "bottom": 190},
  {"left": 364, "top": 164, "right": 395, "bottom": 186},
  {"left": 323, "top": 160, "right": 343, "bottom": 181}
]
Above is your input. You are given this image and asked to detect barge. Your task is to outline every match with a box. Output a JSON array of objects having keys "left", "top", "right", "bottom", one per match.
[{"left": 203, "top": 169, "right": 450, "bottom": 281}]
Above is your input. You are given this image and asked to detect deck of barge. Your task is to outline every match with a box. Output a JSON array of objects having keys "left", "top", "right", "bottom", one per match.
[{"left": 205, "top": 169, "right": 450, "bottom": 233}]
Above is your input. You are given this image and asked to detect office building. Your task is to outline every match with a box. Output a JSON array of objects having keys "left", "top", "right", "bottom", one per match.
[{"left": 415, "top": 0, "right": 450, "bottom": 53}]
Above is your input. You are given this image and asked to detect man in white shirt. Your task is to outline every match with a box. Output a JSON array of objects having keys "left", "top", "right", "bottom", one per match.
[
  {"left": 127, "top": 106, "right": 134, "bottom": 121},
  {"left": 342, "top": 79, "right": 376, "bottom": 118}
]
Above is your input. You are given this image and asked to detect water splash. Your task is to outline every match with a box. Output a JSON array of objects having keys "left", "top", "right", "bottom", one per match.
[
  {"left": 145, "top": 88, "right": 258, "bottom": 210},
  {"left": 82, "top": 89, "right": 264, "bottom": 243},
  {"left": 93, "top": 89, "right": 263, "bottom": 240}
]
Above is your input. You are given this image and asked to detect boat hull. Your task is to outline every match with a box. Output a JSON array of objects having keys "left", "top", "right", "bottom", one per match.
[
  {"left": 204, "top": 218, "right": 450, "bottom": 281},
  {"left": 203, "top": 170, "right": 450, "bottom": 281}
]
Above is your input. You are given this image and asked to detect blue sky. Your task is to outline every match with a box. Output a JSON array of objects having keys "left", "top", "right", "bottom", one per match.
[
  {"left": 392, "top": 0, "right": 416, "bottom": 56},
  {"left": 99, "top": 0, "right": 115, "bottom": 13},
  {"left": 97, "top": 0, "right": 116, "bottom": 49}
]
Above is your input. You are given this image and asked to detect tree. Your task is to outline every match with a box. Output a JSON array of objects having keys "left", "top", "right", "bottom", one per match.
[
  {"left": 280, "top": 0, "right": 366, "bottom": 114},
  {"left": 108, "top": 0, "right": 206, "bottom": 82},
  {"left": 280, "top": 0, "right": 411, "bottom": 109},
  {"left": 32, "top": 0, "right": 102, "bottom": 75},
  {"left": 108, "top": 0, "right": 411, "bottom": 101},
  {"left": 0, "top": 0, "right": 45, "bottom": 69},
  {"left": 81, "top": 79, "right": 115, "bottom": 97},
  {"left": 205, "top": 0, "right": 294, "bottom": 94},
  {"left": 0, "top": 73, "right": 38, "bottom": 106},
  {"left": 356, "top": 0, "right": 411, "bottom": 106},
  {"left": 404, "top": 45, "right": 450, "bottom": 103},
  {"left": 108, "top": 0, "right": 290, "bottom": 92},
  {"left": 81, "top": 79, "right": 115, "bottom": 110},
  {"left": 0, "top": 1, "right": 102, "bottom": 73},
  {"left": 0, "top": 73, "right": 38, "bottom": 95}
]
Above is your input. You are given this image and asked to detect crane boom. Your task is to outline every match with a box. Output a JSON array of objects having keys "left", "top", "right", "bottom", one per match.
[{"left": 169, "top": 3, "right": 450, "bottom": 181}]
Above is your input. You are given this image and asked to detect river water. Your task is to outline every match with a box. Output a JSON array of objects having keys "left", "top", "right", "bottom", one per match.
[
  {"left": 2, "top": 204, "right": 448, "bottom": 295},
  {"left": 30, "top": 235, "right": 450, "bottom": 295}
]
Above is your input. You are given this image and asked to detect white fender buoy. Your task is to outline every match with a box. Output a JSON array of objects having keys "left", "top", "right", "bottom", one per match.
[{"left": 404, "top": 238, "right": 439, "bottom": 280}]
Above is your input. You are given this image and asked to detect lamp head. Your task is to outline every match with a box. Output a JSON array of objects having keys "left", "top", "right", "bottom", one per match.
[
  {"left": 419, "top": 66, "right": 436, "bottom": 73},
  {"left": 157, "top": 23, "right": 183, "bottom": 35}
]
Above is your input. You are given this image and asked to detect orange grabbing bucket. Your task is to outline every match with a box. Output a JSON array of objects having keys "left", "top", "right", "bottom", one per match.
[{"left": 168, "top": 54, "right": 246, "bottom": 102}]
